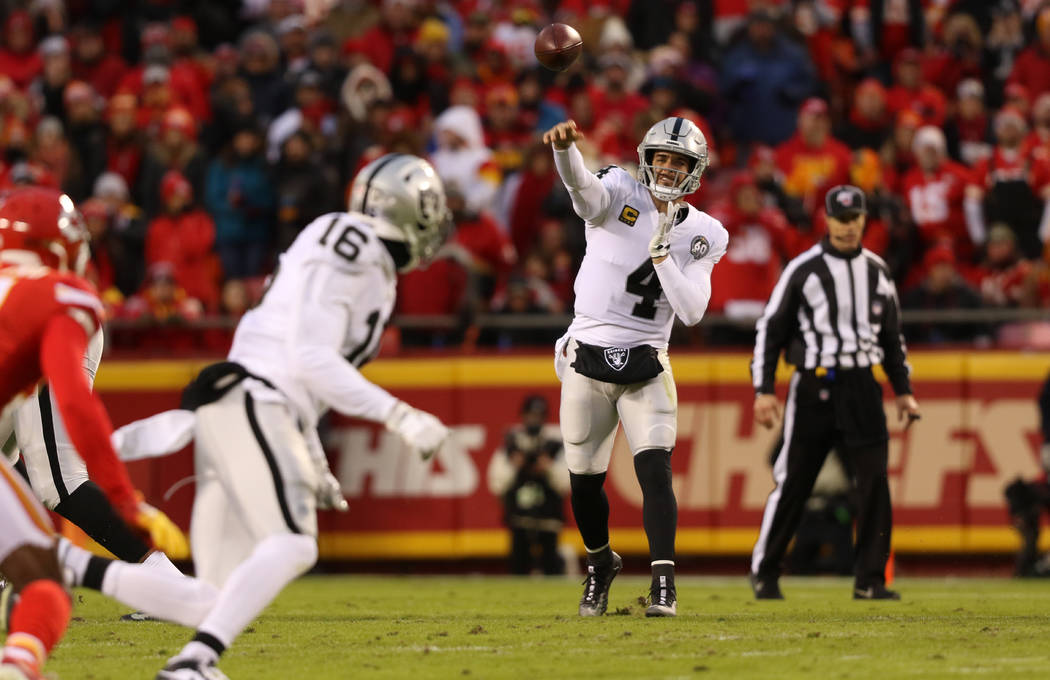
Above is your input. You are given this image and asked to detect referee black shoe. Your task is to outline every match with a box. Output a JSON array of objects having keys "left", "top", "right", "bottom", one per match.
[
  {"left": 578, "top": 551, "right": 622, "bottom": 616},
  {"left": 645, "top": 576, "right": 677, "bottom": 617},
  {"left": 853, "top": 584, "right": 901, "bottom": 600},
  {"left": 749, "top": 572, "right": 784, "bottom": 600}
]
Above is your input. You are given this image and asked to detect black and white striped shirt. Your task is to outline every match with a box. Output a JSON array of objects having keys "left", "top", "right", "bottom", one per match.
[{"left": 751, "top": 239, "right": 912, "bottom": 395}]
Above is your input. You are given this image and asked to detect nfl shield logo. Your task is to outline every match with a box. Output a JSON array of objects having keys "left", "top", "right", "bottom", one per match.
[
  {"left": 837, "top": 192, "right": 854, "bottom": 207},
  {"left": 604, "top": 347, "right": 629, "bottom": 371}
]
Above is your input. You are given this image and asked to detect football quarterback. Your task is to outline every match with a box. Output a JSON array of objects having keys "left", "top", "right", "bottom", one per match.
[{"left": 542, "top": 117, "right": 728, "bottom": 618}]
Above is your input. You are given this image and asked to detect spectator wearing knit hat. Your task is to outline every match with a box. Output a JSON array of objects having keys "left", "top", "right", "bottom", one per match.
[
  {"left": 972, "top": 107, "right": 1050, "bottom": 258},
  {"left": 145, "top": 170, "right": 221, "bottom": 309},
  {"left": 104, "top": 93, "right": 145, "bottom": 188},
  {"left": 886, "top": 48, "right": 947, "bottom": 128},
  {"left": 30, "top": 35, "right": 73, "bottom": 122},
  {"left": 705, "top": 171, "right": 793, "bottom": 322},
  {"left": 944, "top": 78, "right": 993, "bottom": 167},
  {"left": 138, "top": 106, "right": 208, "bottom": 218},
  {"left": 90, "top": 172, "right": 147, "bottom": 297},
  {"left": 271, "top": 130, "right": 339, "bottom": 254},
  {"left": 774, "top": 98, "right": 852, "bottom": 216},
  {"left": 70, "top": 21, "right": 128, "bottom": 99},
  {"left": 902, "top": 245, "right": 986, "bottom": 344},
  {"left": 901, "top": 125, "right": 985, "bottom": 263},
  {"left": 203, "top": 121, "right": 275, "bottom": 279},
  {"left": 63, "top": 80, "right": 108, "bottom": 201},
  {"left": 837, "top": 79, "right": 893, "bottom": 151}
]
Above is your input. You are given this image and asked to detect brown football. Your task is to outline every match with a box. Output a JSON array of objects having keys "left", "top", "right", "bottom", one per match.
[{"left": 534, "top": 23, "right": 583, "bottom": 71}]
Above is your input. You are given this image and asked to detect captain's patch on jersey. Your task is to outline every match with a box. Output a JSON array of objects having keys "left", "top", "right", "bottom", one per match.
[
  {"left": 690, "top": 235, "right": 710, "bottom": 260},
  {"left": 618, "top": 205, "right": 639, "bottom": 226}
]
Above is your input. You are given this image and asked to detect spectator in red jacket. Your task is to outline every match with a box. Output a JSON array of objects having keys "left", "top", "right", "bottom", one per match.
[
  {"left": 116, "top": 25, "right": 209, "bottom": 123},
  {"left": 0, "top": 11, "right": 42, "bottom": 90},
  {"left": 70, "top": 21, "right": 127, "bottom": 99},
  {"left": 343, "top": 0, "right": 420, "bottom": 75},
  {"left": 837, "top": 78, "right": 893, "bottom": 152},
  {"left": 775, "top": 97, "right": 852, "bottom": 216},
  {"left": 138, "top": 106, "right": 208, "bottom": 218},
  {"left": 1023, "top": 93, "right": 1050, "bottom": 163},
  {"left": 974, "top": 223, "right": 1046, "bottom": 308},
  {"left": 921, "top": 12, "right": 984, "bottom": 98},
  {"left": 145, "top": 169, "right": 221, "bottom": 309},
  {"left": 901, "top": 125, "right": 983, "bottom": 262},
  {"left": 484, "top": 83, "right": 531, "bottom": 174},
  {"left": 119, "top": 261, "right": 205, "bottom": 353},
  {"left": 972, "top": 108, "right": 1050, "bottom": 258},
  {"left": 886, "top": 48, "right": 946, "bottom": 127},
  {"left": 104, "top": 93, "right": 144, "bottom": 188},
  {"left": 1007, "top": 8, "right": 1050, "bottom": 100},
  {"left": 706, "top": 171, "right": 792, "bottom": 319}
]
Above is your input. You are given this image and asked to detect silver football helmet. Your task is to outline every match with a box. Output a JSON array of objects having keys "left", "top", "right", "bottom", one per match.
[
  {"left": 348, "top": 153, "right": 452, "bottom": 271},
  {"left": 636, "top": 117, "right": 709, "bottom": 202}
]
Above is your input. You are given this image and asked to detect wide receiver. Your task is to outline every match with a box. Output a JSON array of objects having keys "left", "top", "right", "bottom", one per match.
[
  {"left": 542, "top": 118, "right": 728, "bottom": 617},
  {"left": 154, "top": 153, "right": 452, "bottom": 680},
  {"left": 0, "top": 187, "right": 219, "bottom": 680}
]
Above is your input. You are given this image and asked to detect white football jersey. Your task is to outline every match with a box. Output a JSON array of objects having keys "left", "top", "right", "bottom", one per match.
[
  {"left": 568, "top": 166, "right": 728, "bottom": 348},
  {"left": 229, "top": 212, "right": 399, "bottom": 427}
]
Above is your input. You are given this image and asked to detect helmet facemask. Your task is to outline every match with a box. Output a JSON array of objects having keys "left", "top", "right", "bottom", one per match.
[
  {"left": 637, "top": 117, "right": 709, "bottom": 202},
  {"left": 349, "top": 154, "right": 452, "bottom": 272}
]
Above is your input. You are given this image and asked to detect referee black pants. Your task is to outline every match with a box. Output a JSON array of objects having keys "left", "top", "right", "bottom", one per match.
[{"left": 751, "top": 368, "right": 892, "bottom": 589}]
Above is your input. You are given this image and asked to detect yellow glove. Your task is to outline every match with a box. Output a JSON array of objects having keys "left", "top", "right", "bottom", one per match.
[{"left": 133, "top": 495, "right": 191, "bottom": 560}]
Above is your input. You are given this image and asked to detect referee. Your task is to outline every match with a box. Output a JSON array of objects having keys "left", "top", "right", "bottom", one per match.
[{"left": 748, "top": 185, "right": 921, "bottom": 601}]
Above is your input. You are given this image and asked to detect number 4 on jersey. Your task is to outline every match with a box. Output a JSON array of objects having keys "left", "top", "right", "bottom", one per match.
[{"left": 625, "top": 259, "right": 663, "bottom": 319}]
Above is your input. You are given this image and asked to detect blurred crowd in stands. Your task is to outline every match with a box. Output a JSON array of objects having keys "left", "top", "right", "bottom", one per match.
[{"left": 1, "top": 0, "right": 1049, "bottom": 353}]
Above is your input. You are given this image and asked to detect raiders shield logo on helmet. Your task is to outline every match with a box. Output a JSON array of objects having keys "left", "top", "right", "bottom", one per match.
[
  {"left": 604, "top": 347, "right": 629, "bottom": 371},
  {"left": 690, "top": 235, "right": 710, "bottom": 260}
]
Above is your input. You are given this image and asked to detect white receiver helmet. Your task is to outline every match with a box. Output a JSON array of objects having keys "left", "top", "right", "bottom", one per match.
[
  {"left": 636, "top": 117, "right": 709, "bottom": 202},
  {"left": 348, "top": 153, "right": 452, "bottom": 272}
]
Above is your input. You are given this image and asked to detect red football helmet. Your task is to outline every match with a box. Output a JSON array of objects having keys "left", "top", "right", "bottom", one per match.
[{"left": 0, "top": 187, "right": 89, "bottom": 275}]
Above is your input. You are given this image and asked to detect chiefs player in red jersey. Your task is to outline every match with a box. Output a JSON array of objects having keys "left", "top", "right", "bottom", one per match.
[{"left": 0, "top": 188, "right": 218, "bottom": 680}]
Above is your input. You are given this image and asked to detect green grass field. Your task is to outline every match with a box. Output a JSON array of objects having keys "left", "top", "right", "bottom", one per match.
[{"left": 45, "top": 575, "right": 1050, "bottom": 679}]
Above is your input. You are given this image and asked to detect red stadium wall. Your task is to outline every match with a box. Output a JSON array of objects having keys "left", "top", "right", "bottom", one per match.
[{"left": 95, "top": 352, "right": 1050, "bottom": 559}]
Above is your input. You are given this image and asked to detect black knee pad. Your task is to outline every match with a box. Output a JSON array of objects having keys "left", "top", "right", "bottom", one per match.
[
  {"left": 569, "top": 471, "right": 606, "bottom": 495},
  {"left": 634, "top": 448, "right": 673, "bottom": 493}
]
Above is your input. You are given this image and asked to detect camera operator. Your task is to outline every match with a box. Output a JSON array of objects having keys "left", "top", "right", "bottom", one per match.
[
  {"left": 487, "top": 395, "right": 569, "bottom": 575},
  {"left": 1004, "top": 373, "right": 1050, "bottom": 577}
]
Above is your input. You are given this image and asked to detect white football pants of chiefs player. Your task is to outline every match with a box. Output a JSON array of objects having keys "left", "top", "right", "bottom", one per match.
[
  {"left": 191, "top": 383, "right": 319, "bottom": 588},
  {"left": 0, "top": 455, "right": 54, "bottom": 564},
  {"left": 555, "top": 338, "right": 677, "bottom": 475}
]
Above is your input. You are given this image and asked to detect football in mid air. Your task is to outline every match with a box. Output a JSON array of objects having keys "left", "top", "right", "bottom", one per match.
[{"left": 534, "top": 23, "right": 583, "bottom": 71}]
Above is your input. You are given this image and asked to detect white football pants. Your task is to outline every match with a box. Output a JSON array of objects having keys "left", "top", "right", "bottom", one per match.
[
  {"left": 191, "top": 384, "right": 319, "bottom": 588},
  {"left": 556, "top": 338, "right": 678, "bottom": 475}
]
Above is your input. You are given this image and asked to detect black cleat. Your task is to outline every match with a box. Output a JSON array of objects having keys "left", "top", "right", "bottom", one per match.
[
  {"left": 749, "top": 572, "right": 784, "bottom": 600},
  {"left": 645, "top": 575, "right": 677, "bottom": 617},
  {"left": 853, "top": 585, "right": 901, "bottom": 600},
  {"left": 155, "top": 657, "right": 230, "bottom": 680},
  {"left": 121, "top": 611, "right": 158, "bottom": 622},
  {"left": 578, "top": 551, "right": 622, "bottom": 616}
]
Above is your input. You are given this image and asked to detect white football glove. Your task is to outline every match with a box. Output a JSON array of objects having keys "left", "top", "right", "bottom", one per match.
[
  {"left": 317, "top": 470, "right": 349, "bottom": 512},
  {"left": 649, "top": 201, "right": 677, "bottom": 259},
  {"left": 385, "top": 401, "right": 449, "bottom": 460}
]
